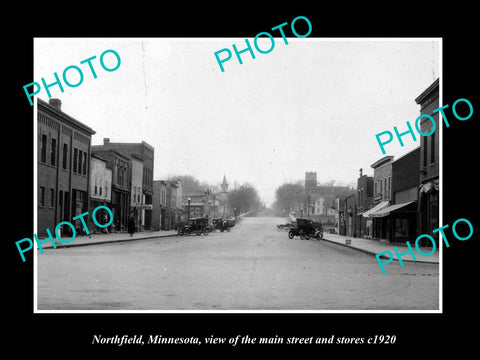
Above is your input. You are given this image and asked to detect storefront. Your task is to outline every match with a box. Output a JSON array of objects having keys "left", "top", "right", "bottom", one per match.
[
  {"left": 363, "top": 201, "right": 389, "bottom": 240},
  {"left": 370, "top": 201, "right": 417, "bottom": 243},
  {"left": 418, "top": 180, "right": 439, "bottom": 247}
]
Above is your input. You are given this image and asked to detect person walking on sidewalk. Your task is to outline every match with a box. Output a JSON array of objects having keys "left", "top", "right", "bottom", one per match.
[{"left": 128, "top": 217, "right": 136, "bottom": 237}]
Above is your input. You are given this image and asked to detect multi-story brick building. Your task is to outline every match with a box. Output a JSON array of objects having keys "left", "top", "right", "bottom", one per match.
[
  {"left": 37, "top": 98, "right": 95, "bottom": 237},
  {"left": 356, "top": 169, "right": 374, "bottom": 238},
  {"left": 165, "top": 180, "right": 183, "bottom": 230},
  {"left": 152, "top": 180, "right": 167, "bottom": 230},
  {"left": 369, "top": 156, "right": 394, "bottom": 240},
  {"left": 92, "top": 138, "right": 154, "bottom": 229},
  {"left": 90, "top": 148, "right": 130, "bottom": 231},
  {"left": 129, "top": 154, "right": 145, "bottom": 231},
  {"left": 415, "top": 78, "right": 439, "bottom": 246},
  {"left": 89, "top": 153, "right": 112, "bottom": 232},
  {"left": 384, "top": 147, "right": 421, "bottom": 243}
]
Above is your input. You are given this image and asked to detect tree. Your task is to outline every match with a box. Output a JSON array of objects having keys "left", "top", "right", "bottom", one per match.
[
  {"left": 273, "top": 181, "right": 305, "bottom": 215},
  {"left": 228, "top": 183, "right": 262, "bottom": 215}
]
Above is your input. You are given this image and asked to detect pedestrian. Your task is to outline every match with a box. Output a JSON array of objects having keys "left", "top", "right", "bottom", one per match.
[{"left": 128, "top": 217, "right": 136, "bottom": 237}]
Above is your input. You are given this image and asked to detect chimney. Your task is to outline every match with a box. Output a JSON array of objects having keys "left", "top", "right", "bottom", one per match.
[
  {"left": 49, "top": 98, "right": 62, "bottom": 111},
  {"left": 103, "top": 138, "right": 110, "bottom": 145},
  {"left": 359, "top": 168, "right": 363, "bottom": 177}
]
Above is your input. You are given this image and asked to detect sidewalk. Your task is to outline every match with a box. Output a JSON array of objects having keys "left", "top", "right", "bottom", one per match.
[
  {"left": 322, "top": 233, "right": 439, "bottom": 264},
  {"left": 39, "top": 229, "right": 178, "bottom": 249}
]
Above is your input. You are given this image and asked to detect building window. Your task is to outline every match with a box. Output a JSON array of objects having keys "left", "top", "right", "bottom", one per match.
[
  {"left": 83, "top": 152, "right": 87, "bottom": 175},
  {"left": 94, "top": 185, "right": 98, "bottom": 195},
  {"left": 41, "top": 134, "right": 47, "bottom": 163},
  {"left": 49, "top": 188, "right": 55, "bottom": 208},
  {"left": 62, "top": 143, "right": 68, "bottom": 170},
  {"left": 431, "top": 133, "right": 435, "bottom": 165},
  {"left": 39, "top": 186, "right": 45, "bottom": 207},
  {"left": 423, "top": 137, "right": 428, "bottom": 167},
  {"left": 50, "top": 138, "right": 57, "bottom": 166},
  {"left": 73, "top": 148, "right": 78, "bottom": 173},
  {"left": 78, "top": 150, "right": 83, "bottom": 175}
]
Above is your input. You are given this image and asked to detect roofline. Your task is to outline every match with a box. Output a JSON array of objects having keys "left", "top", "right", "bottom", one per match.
[
  {"left": 370, "top": 155, "right": 394, "bottom": 169},
  {"left": 392, "top": 146, "right": 420, "bottom": 164},
  {"left": 38, "top": 98, "right": 96, "bottom": 135},
  {"left": 415, "top": 78, "right": 439, "bottom": 104},
  {"left": 91, "top": 147, "right": 130, "bottom": 161}
]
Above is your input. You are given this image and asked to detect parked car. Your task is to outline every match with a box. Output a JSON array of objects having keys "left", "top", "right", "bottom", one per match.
[
  {"left": 288, "top": 218, "right": 322, "bottom": 240},
  {"left": 212, "top": 217, "right": 235, "bottom": 232},
  {"left": 178, "top": 217, "right": 211, "bottom": 236}
]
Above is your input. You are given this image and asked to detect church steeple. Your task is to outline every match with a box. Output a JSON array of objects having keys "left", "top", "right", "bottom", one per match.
[{"left": 221, "top": 174, "right": 229, "bottom": 193}]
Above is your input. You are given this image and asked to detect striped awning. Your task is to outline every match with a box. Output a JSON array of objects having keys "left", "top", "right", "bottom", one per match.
[
  {"left": 362, "top": 201, "right": 390, "bottom": 218},
  {"left": 370, "top": 201, "right": 416, "bottom": 218}
]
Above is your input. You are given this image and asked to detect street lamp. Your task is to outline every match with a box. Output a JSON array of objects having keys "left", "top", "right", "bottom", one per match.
[{"left": 187, "top": 197, "right": 191, "bottom": 221}]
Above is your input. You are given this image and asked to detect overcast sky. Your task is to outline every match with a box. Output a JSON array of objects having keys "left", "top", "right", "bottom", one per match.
[{"left": 34, "top": 38, "right": 440, "bottom": 206}]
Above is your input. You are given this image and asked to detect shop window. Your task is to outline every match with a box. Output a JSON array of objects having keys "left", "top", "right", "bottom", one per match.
[{"left": 394, "top": 218, "right": 409, "bottom": 237}]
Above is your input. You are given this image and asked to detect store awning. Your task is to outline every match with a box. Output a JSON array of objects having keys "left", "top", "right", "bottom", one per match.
[
  {"left": 370, "top": 201, "right": 416, "bottom": 218},
  {"left": 419, "top": 180, "right": 439, "bottom": 193},
  {"left": 362, "top": 201, "right": 390, "bottom": 218}
]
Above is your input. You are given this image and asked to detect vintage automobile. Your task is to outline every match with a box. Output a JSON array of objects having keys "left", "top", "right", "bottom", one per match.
[
  {"left": 212, "top": 217, "right": 235, "bottom": 232},
  {"left": 288, "top": 218, "right": 323, "bottom": 240},
  {"left": 178, "top": 217, "right": 211, "bottom": 236}
]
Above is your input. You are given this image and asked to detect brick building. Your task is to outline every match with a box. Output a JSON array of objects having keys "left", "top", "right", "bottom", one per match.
[
  {"left": 416, "top": 78, "right": 440, "bottom": 246},
  {"left": 382, "top": 147, "right": 421, "bottom": 243},
  {"left": 369, "top": 156, "right": 394, "bottom": 240},
  {"left": 89, "top": 154, "right": 112, "bottom": 232},
  {"left": 90, "top": 148, "right": 130, "bottom": 231},
  {"left": 37, "top": 98, "right": 95, "bottom": 236},
  {"left": 92, "top": 138, "right": 154, "bottom": 230},
  {"left": 356, "top": 169, "right": 374, "bottom": 238},
  {"left": 152, "top": 180, "right": 167, "bottom": 230}
]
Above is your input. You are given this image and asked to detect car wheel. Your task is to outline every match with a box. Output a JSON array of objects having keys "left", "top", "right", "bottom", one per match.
[{"left": 288, "top": 231, "right": 294, "bottom": 239}]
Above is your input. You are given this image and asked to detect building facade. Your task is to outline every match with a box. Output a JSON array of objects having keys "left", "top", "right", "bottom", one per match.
[
  {"left": 37, "top": 98, "right": 95, "bottom": 237},
  {"left": 90, "top": 148, "right": 130, "bottom": 231},
  {"left": 415, "top": 78, "right": 440, "bottom": 246},
  {"left": 92, "top": 138, "right": 155, "bottom": 229},
  {"left": 384, "top": 147, "right": 421, "bottom": 243},
  {"left": 89, "top": 154, "right": 112, "bottom": 232},
  {"left": 165, "top": 180, "right": 183, "bottom": 230},
  {"left": 129, "top": 154, "right": 145, "bottom": 231},
  {"left": 356, "top": 169, "right": 374, "bottom": 238},
  {"left": 152, "top": 180, "right": 167, "bottom": 230},
  {"left": 370, "top": 156, "right": 394, "bottom": 240},
  {"left": 338, "top": 194, "right": 357, "bottom": 236}
]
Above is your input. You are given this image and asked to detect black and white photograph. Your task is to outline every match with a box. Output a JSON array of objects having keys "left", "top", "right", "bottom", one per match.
[
  {"left": 33, "top": 37, "right": 441, "bottom": 312},
  {"left": 7, "top": 6, "right": 478, "bottom": 357}
]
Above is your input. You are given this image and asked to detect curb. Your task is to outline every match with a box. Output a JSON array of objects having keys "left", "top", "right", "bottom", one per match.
[
  {"left": 41, "top": 233, "right": 178, "bottom": 250},
  {"left": 321, "top": 236, "right": 439, "bottom": 264}
]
